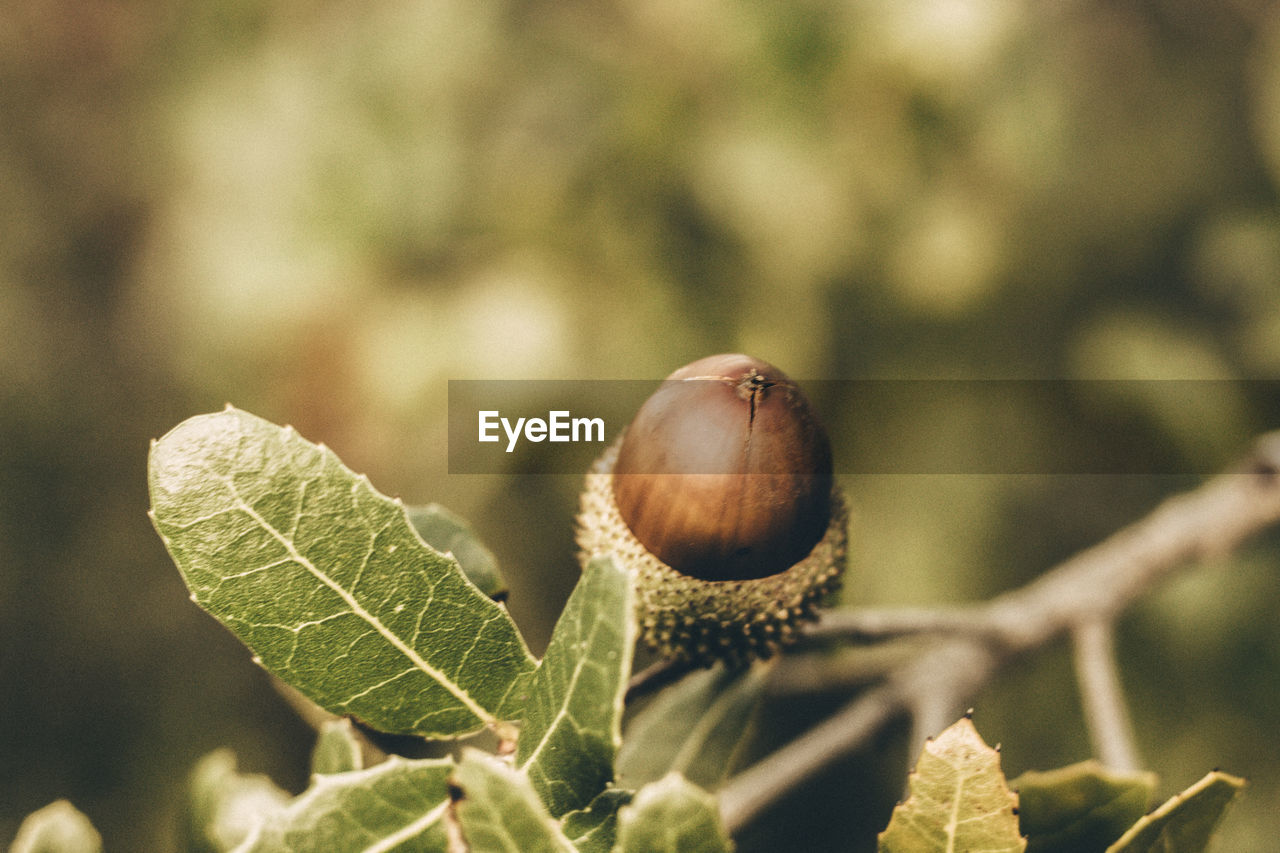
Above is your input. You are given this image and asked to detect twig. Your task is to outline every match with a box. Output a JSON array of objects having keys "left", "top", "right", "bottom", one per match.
[
  {"left": 719, "top": 638, "right": 996, "bottom": 831},
  {"left": 720, "top": 431, "right": 1280, "bottom": 835},
  {"left": 1072, "top": 619, "right": 1140, "bottom": 772},
  {"left": 803, "top": 606, "right": 1000, "bottom": 643},
  {"left": 767, "top": 642, "right": 924, "bottom": 696}
]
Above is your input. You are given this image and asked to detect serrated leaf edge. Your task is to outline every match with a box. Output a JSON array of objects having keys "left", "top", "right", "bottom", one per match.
[{"left": 878, "top": 717, "right": 1025, "bottom": 853}]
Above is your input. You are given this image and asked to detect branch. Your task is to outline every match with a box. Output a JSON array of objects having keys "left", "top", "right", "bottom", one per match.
[
  {"left": 721, "top": 638, "right": 996, "bottom": 831},
  {"left": 802, "top": 606, "right": 999, "bottom": 643},
  {"left": 720, "top": 431, "right": 1280, "bottom": 834},
  {"left": 1072, "top": 619, "right": 1139, "bottom": 772}
]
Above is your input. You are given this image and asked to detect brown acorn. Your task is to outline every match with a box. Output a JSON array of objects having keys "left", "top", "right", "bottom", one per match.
[{"left": 577, "top": 354, "right": 848, "bottom": 663}]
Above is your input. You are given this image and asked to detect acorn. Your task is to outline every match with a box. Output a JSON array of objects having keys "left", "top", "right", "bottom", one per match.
[{"left": 576, "top": 354, "right": 848, "bottom": 663}]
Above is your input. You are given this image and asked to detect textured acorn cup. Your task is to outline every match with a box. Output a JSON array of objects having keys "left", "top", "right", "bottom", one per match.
[{"left": 577, "top": 354, "right": 848, "bottom": 663}]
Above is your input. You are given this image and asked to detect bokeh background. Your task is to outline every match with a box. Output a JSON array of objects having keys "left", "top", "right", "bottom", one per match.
[{"left": 5, "top": 1, "right": 1280, "bottom": 850}]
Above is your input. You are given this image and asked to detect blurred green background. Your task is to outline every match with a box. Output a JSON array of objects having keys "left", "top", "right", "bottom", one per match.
[{"left": 4, "top": 1, "right": 1280, "bottom": 850}]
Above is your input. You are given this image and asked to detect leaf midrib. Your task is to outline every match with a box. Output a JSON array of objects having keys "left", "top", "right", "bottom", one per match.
[
  {"left": 519, "top": 628, "right": 593, "bottom": 774},
  {"left": 213, "top": 469, "right": 496, "bottom": 728},
  {"left": 360, "top": 799, "right": 450, "bottom": 853}
]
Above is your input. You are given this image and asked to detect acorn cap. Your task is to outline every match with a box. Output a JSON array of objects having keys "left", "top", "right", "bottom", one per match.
[{"left": 576, "top": 354, "right": 848, "bottom": 663}]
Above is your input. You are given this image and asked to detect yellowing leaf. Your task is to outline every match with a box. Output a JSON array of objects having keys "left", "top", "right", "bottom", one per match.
[{"left": 879, "top": 717, "right": 1025, "bottom": 853}]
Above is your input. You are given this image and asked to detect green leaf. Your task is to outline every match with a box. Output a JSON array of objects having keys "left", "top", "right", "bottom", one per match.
[
  {"left": 148, "top": 408, "right": 535, "bottom": 738},
  {"left": 614, "top": 774, "right": 733, "bottom": 853},
  {"left": 617, "top": 662, "right": 770, "bottom": 792},
  {"left": 235, "top": 756, "right": 453, "bottom": 853},
  {"left": 449, "top": 750, "right": 577, "bottom": 853},
  {"left": 1012, "top": 760, "right": 1155, "bottom": 853},
  {"left": 186, "top": 749, "right": 290, "bottom": 853},
  {"left": 311, "top": 719, "right": 364, "bottom": 776},
  {"left": 406, "top": 503, "right": 507, "bottom": 599},
  {"left": 516, "top": 556, "right": 635, "bottom": 818},
  {"left": 1105, "top": 771, "right": 1245, "bottom": 853},
  {"left": 561, "top": 790, "right": 633, "bottom": 853},
  {"left": 8, "top": 801, "right": 102, "bottom": 853},
  {"left": 878, "top": 717, "right": 1026, "bottom": 853}
]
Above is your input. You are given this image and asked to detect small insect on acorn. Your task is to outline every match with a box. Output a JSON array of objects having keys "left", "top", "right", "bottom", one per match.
[{"left": 576, "top": 354, "right": 848, "bottom": 663}]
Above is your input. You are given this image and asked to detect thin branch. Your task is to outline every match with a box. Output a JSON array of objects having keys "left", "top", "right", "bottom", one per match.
[
  {"left": 1072, "top": 619, "right": 1140, "bottom": 772},
  {"left": 717, "top": 680, "right": 904, "bottom": 831},
  {"left": 905, "top": 682, "right": 968, "bottom": 775},
  {"left": 804, "top": 606, "right": 1000, "bottom": 643},
  {"left": 720, "top": 431, "right": 1280, "bottom": 835},
  {"left": 767, "top": 642, "right": 924, "bottom": 696},
  {"left": 720, "top": 638, "right": 996, "bottom": 832}
]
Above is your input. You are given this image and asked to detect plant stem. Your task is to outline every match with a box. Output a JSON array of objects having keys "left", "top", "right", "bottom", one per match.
[
  {"left": 720, "top": 638, "right": 995, "bottom": 832},
  {"left": 804, "top": 606, "right": 999, "bottom": 642},
  {"left": 1073, "top": 619, "right": 1140, "bottom": 772}
]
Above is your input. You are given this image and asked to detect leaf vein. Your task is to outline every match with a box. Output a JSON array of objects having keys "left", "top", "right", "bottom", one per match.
[
  {"left": 358, "top": 799, "right": 449, "bottom": 853},
  {"left": 211, "top": 470, "right": 495, "bottom": 727}
]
